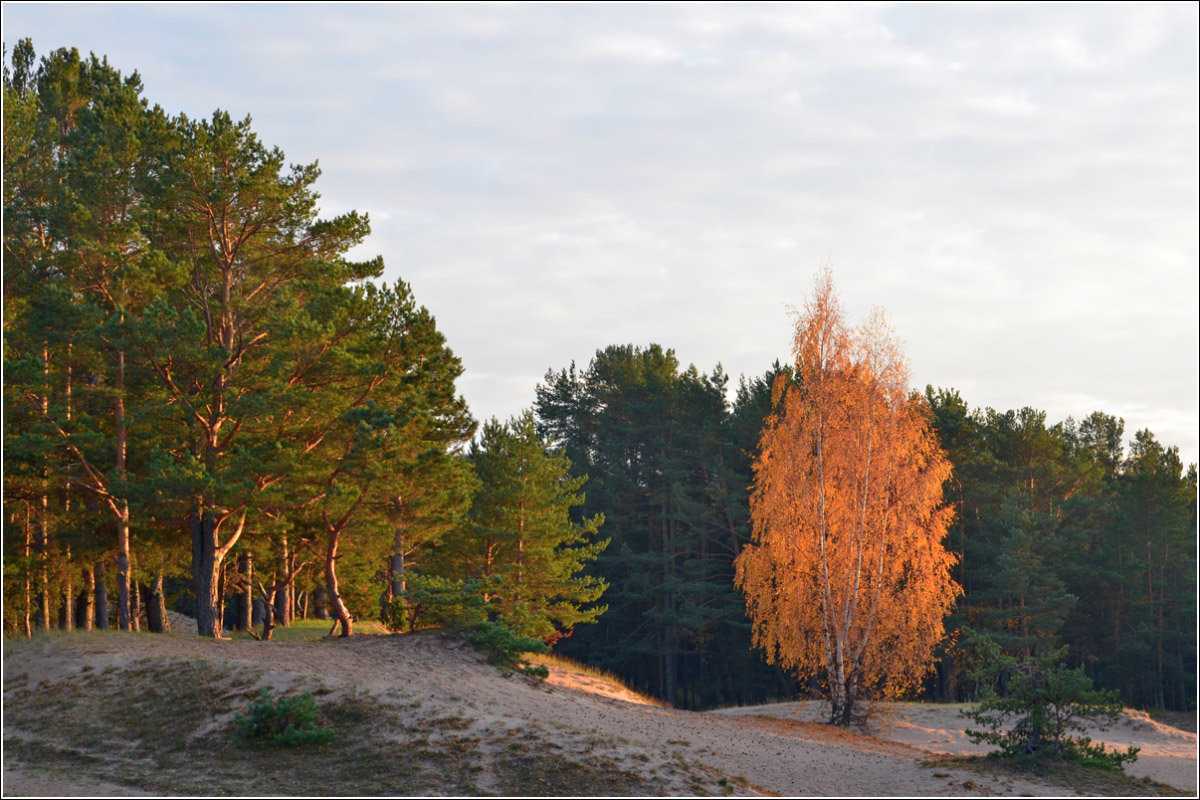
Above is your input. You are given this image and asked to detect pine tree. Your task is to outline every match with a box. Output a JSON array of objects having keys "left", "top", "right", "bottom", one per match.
[
  {"left": 446, "top": 411, "right": 608, "bottom": 641},
  {"left": 136, "top": 109, "right": 378, "bottom": 636},
  {"left": 284, "top": 280, "right": 475, "bottom": 637},
  {"left": 536, "top": 344, "right": 760, "bottom": 706}
]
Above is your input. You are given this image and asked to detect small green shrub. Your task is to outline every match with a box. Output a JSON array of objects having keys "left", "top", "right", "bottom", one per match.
[
  {"left": 962, "top": 633, "right": 1138, "bottom": 770},
  {"left": 235, "top": 688, "right": 336, "bottom": 747}
]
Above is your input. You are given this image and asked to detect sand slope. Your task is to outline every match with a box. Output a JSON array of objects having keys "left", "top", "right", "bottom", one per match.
[{"left": 3, "top": 631, "right": 1196, "bottom": 797}]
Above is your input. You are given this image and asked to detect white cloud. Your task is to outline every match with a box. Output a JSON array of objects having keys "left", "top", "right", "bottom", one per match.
[{"left": 4, "top": 2, "right": 1195, "bottom": 464}]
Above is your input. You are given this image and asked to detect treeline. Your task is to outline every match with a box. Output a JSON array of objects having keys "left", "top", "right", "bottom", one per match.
[
  {"left": 926, "top": 390, "right": 1197, "bottom": 711},
  {"left": 530, "top": 346, "right": 1196, "bottom": 712},
  {"left": 2, "top": 41, "right": 605, "bottom": 646}
]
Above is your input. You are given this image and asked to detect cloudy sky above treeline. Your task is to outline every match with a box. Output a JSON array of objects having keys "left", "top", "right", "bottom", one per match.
[{"left": 5, "top": 2, "right": 1197, "bottom": 464}]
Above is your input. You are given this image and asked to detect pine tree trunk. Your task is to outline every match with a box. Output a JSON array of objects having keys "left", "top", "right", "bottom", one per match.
[
  {"left": 237, "top": 551, "right": 253, "bottom": 632},
  {"left": 130, "top": 575, "right": 141, "bottom": 631},
  {"left": 37, "top": 342, "right": 52, "bottom": 632},
  {"left": 326, "top": 529, "right": 353, "bottom": 637},
  {"left": 389, "top": 503, "right": 406, "bottom": 601},
  {"left": 116, "top": 515, "right": 133, "bottom": 630},
  {"left": 74, "top": 590, "right": 89, "bottom": 631},
  {"left": 217, "top": 561, "right": 228, "bottom": 632},
  {"left": 59, "top": 545, "right": 74, "bottom": 631},
  {"left": 387, "top": 539, "right": 405, "bottom": 626},
  {"left": 76, "top": 566, "right": 96, "bottom": 630},
  {"left": 287, "top": 553, "right": 297, "bottom": 622},
  {"left": 115, "top": 348, "right": 134, "bottom": 632},
  {"left": 146, "top": 573, "right": 168, "bottom": 633},
  {"left": 191, "top": 510, "right": 223, "bottom": 637},
  {"left": 274, "top": 536, "right": 290, "bottom": 627},
  {"left": 61, "top": 356, "right": 74, "bottom": 633},
  {"left": 313, "top": 585, "right": 328, "bottom": 620},
  {"left": 260, "top": 584, "right": 276, "bottom": 642},
  {"left": 662, "top": 509, "right": 677, "bottom": 707},
  {"left": 94, "top": 561, "right": 109, "bottom": 630},
  {"left": 36, "top": 492, "right": 50, "bottom": 631},
  {"left": 21, "top": 502, "right": 32, "bottom": 637}
]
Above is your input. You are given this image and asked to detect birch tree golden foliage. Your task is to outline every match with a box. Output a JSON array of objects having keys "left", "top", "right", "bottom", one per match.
[{"left": 735, "top": 270, "right": 960, "bottom": 725}]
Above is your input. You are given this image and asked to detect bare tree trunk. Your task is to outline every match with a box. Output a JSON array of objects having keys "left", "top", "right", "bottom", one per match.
[
  {"left": 191, "top": 510, "right": 222, "bottom": 637},
  {"left": 287, "top": 551, "right": 297, "bottom": 623},
  {"left": 216, "top": 561, "right": 228, "bottom": 632},
  {"left": 313, "top": 585, "right": 329, "bottom": 620},
  {"left": 326, "top": 529, "right": 353, "bottom": 637},
  {"left": 130, "top": 575, "right": 142, "bottom": 631},
  {"left": 146, "top": 573, "right": 169, "bottom": 633},
  {"left": 37, "top": 342, "right": 52, "bottom": 632},
  {"left": 236, "top": 551, "right": 253, "bottom": 632},
  {"left": 389, "top": 503, "right": 406, "bottom": 600},
  {"left": 76, "top": 566, "right": 96, "bottom": 631},
  {"left": 36, "top": 493, "right": 50, "bottom": 631},
  {"left": 21, "top": 502, "right": 32, "bottom": 637},
  {"left": 260, "top": 580, "right": 277, "bottom": 641},
  {"left": 385, "top": 536, "right": 406, "bottom": 627},
  {"left": 94, "top": 561, "right": 109, "bottom": 629},
  {"left": 59, "top": 545, "right": 74, "bottom": 631},
  {"left": 110, "top": 348, "right": 134, "bottom": 631},
  {"left": 274, "top": 536, "right": 291, "bottom": 627}
]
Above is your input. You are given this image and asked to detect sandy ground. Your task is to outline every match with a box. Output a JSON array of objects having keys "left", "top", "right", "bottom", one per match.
[{"left": 3, "top": 629, "right": 1197, "bottom": 797}]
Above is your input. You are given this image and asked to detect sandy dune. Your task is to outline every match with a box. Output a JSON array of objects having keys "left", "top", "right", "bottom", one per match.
[
  {"left": 715, "top": 699, "right": 1198, "bottom": 795},
  {"left": 3, "top": 630, "right": 1196, "bottom": 797}
]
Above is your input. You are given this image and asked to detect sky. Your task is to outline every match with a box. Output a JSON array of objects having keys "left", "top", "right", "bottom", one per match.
[{"left": 4, "top": 2, "right": 1197, "bottom": 465}]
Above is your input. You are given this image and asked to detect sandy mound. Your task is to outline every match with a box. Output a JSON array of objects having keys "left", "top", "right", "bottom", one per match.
[{"left": 4, "top": 631, "right": 1196, "bottom": 797}]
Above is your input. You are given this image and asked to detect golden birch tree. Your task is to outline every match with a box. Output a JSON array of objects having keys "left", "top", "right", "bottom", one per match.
[{"left": 735, "top": 270, "right": 960, "bottom": 725}]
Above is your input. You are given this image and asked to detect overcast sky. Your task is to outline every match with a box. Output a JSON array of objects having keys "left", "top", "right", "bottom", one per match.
[{"left": 4, "top": 2, "right": 1197, "bottom": 464}]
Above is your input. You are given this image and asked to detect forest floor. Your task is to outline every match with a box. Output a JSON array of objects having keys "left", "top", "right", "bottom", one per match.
[{"left": 2, "top": 625, "right": 1196, "bottom": 797}]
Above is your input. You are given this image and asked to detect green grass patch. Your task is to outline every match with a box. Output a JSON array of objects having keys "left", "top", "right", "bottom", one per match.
[{"left": 227, "top": 617, "right": 391, "bottom": 642}]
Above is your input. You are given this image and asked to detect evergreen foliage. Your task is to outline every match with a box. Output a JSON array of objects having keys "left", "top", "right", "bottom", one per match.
[
  {"left": 2, "top": 40, "right": 472, "bottom": 641},
  {"left": 445, "top": 411, "right": 608, "bottom": 641},
  {"left": 963, "top": 634, "right": 1139, "bottom": 770},
  {"left": 235, "top": 688, "right": 336, "bottom": 747},
  {"left": 925, "top": 388, "right": 1197, "bottom": 711},
  {"left": 535, "top": 345, "right": 797, "bottom": 708}
]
